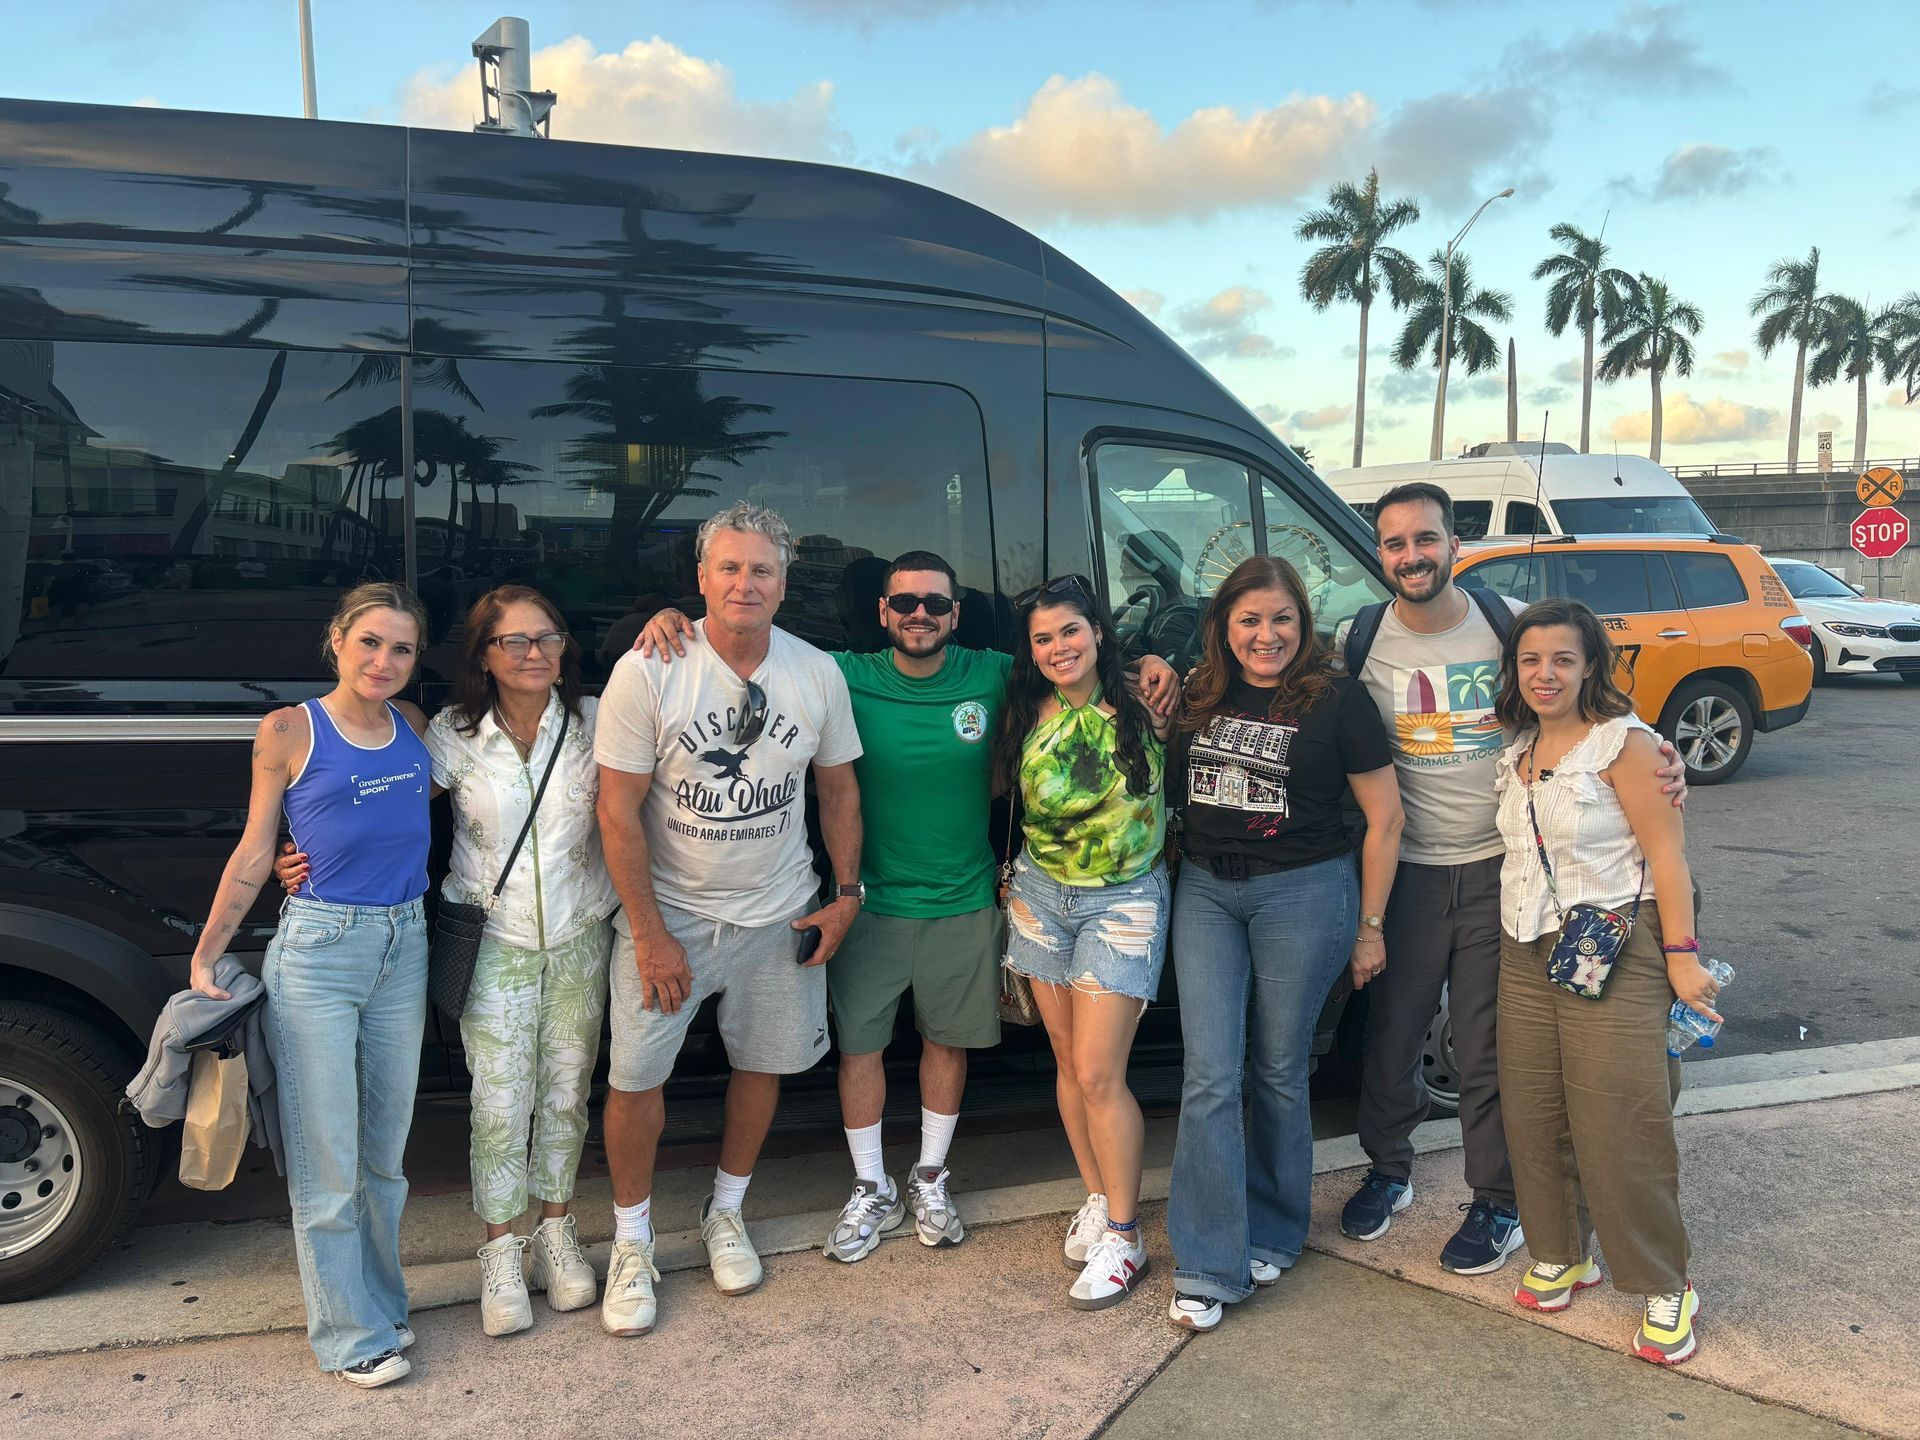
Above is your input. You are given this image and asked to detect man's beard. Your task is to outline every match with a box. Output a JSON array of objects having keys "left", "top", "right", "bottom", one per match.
[
  {"left": 1389, "top": 563, "right": 1447, "bottom": 602},
  {"left": 890, "top": 624, "right": 948, "bottom": 655}
]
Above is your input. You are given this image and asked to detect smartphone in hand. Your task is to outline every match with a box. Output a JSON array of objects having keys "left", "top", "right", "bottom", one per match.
[{"left": 796, "top": 925, "right": 824, "bottom": 964}]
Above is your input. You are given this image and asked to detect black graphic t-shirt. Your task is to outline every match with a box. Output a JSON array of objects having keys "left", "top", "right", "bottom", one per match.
[{"left": 1177, "top": 675, "right": 1392, "bottom": 870}]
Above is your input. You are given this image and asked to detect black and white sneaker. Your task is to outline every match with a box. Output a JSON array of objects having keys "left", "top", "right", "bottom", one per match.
[
  {"left": 337, "top": 1350, "right": 410, "bottom": 1389},
  {"left": 1168, "top": 1291, "right": 1222, "bottom": 1332}
]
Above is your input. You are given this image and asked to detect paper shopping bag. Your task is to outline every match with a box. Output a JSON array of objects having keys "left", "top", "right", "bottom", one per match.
[{"left": 179, "top": 1049, "right": 250, "bottom": 1191}]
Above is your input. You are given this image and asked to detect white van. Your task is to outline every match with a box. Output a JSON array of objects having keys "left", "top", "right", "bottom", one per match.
[{"left": 1323, "top": 442, "right": 1719, "bottom": 540}]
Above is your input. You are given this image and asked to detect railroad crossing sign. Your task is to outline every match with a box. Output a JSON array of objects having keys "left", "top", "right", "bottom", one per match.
[
  {"left": 1857, "top": 466, "right": 1905, "bottom": 508},
  {"left": 1851, "top": 507, "right": 1910, "bottom": 560}
]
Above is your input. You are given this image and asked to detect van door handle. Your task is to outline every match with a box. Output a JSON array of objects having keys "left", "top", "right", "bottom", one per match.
[{"left": 1657, "top": 628, "right": 1689, "bottom": 638}]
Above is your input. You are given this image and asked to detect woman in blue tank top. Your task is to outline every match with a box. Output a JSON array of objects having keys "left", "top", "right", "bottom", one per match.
[{"left": 187, "top": 582, "right": 434, "bottom": 1389}]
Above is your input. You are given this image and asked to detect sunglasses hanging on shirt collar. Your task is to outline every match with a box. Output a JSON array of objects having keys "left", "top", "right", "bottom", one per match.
[{"left": 734, "top": 677, "right": 769, "bottom": 747}]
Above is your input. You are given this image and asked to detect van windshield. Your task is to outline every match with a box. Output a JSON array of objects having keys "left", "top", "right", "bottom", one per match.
[{"left": 1553, "top": 495, "right": 1715, "bottom": 535}]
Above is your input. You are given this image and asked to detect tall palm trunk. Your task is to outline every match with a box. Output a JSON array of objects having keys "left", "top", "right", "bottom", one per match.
[
  {"left": 1854, "top": 370, "right": 1870, "bottom": 471},
  {"left": 1788, "top": 339, "right": 1807, "bottom": 470},
  {"left": 1579, "top": 314, "right": 1595, "bottom": 453},
  {"left": 1650, "top": 369, "right": 1664, "bottom": 464},
  {"left": 1429, "top": 328, "right": 1449, "bottom": 461},
  {"left": 1352, "top": 296, "right": 1370, "bottom": 469},
  {"left": 1506, "top": 339, "right": 1518, "bottom": 442}
]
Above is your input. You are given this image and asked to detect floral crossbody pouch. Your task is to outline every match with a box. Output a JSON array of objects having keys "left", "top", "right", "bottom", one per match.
[{"left": 1525, "top": 741, "right": 1644, "bottom": 1000}]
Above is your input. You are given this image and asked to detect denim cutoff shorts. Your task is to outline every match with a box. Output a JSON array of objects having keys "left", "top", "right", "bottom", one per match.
[{"left": 1003, "top": 853, "right": 1170, "bottom": 1002}]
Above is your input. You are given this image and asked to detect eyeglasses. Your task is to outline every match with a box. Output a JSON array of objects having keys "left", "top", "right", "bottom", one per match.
[
  {"left": 489, "top": 631, "right": 568, "bottom": 660},
  {"left": 1013, "top": 575, "right": 1093, "bottom": 610},
  {"left": 734, "top": 677, "right": 769, "bottom": 747},
  {"left": 885, "top": 592, "right": 955, "bottom": 617}
]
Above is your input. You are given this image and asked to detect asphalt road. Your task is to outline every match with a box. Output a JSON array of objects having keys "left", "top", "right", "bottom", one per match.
[{"left": 1684, "top": 672, "right": 1920, "bottom": 1057}]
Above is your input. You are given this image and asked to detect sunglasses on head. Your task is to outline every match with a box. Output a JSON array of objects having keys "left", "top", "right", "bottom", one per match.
[
  {"left": 885, "top": 591, "right": 955, "bottom": 617},
  {"left": 734, "top": 677, "right": 769, "bottom": 747},
  {"left": 1013, "top": 575, "right": 1094, "bottom": 610}
]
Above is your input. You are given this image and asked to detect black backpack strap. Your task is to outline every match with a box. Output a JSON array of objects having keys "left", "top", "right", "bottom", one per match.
[
  {"left": 1343, "top": 601, "right": 1388, "bottom": 677},
  {"left": 1461, "top": 584, "right": 1516, "bottom": 646}
]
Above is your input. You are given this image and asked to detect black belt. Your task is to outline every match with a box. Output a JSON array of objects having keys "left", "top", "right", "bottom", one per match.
[{"left": 1181, "top": 849, "right": 1294, "bottom": 880}]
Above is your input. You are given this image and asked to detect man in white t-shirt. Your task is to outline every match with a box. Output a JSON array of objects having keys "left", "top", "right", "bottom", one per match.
[{"left": 593, "top": 502, "right": 864, "bottom": 1336}]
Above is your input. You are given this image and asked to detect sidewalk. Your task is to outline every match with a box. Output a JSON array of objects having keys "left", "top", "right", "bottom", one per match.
[{"left": 2, "top": 1044, "right": 1914, "bottom": 1438}]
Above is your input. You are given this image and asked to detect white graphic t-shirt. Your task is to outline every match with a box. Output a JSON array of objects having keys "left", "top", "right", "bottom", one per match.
[
  {"left": 595, "top": 621, "right": 863, "bottom": 928},
  {"left": 1338, "top": 594, "right": 1524, "bottom": 865}
]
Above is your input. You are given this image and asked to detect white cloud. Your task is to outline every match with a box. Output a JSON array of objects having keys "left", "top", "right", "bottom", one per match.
[
  {"left": 1883, "top": 387, "right": 1915, "bottom": 411},
  {"left": 1171, "top": 286, "right": 1291, "bottom": 361},
  {"left": 1373, "top": 86, "right": 1550, "bottom": 210},
  {"left": 1507, "top": 5, "right": 1729, "bottom": 94},
  {"left": 1609, "top": 143, "right": 1783, "bottom": 202},
  {"left": 1119, "top": 288, "right": 1167, "bottom": 318},
  {"left": 1264, "top": 402, "right": 1354, "bottom": 435},
  {"left": 399, "top": 35, "right": 844, "bottom": 160},
  {"left": 1605, "top": 392, "right": 1781, "bottom": 446},
  {"left": 902, "top": 73, "right": 1375, "bottom": 225},
  {"left": 1549, "top": 358, "right": 1584, "bottom": 385},
  {"left": 1705, "top": 349, "right": 1750, "bottom": 377}
]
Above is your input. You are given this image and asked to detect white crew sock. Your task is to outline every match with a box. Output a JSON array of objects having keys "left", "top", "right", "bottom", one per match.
[
  {"left": 614, "top": 1197, "right": 653, "bottom": 1245},
  {"left": 916, "top": 1108, "right": 959, "bottom": 1174},
  {"left": 845, "top": 1121, "right": 887, "bottom": 1188},
  {"left": 712, "top": 1167, "right": 752, "bottom": 1213}
]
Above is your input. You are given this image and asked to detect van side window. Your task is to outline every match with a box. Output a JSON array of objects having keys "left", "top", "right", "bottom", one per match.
[
  {"left": 1460, "top": 554, "right": 1549, "bottom": 605},
  {"left": 1668, "top": 552, "right": 1747, "bottom": 610},
  {"left": 1257, "top": 475, "right": 1388, "bottom": 638},
  {"left": 1089, "top": 443, "right": 1255, "bottom": 670},
  {"left": 1505, "top": 501, "right": 1547, "bottom": 536},
  {"left": 1452, "top": 501, "right": 1493, "bottom": 541}
]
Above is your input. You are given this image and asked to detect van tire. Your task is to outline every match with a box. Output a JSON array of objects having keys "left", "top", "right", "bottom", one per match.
[
  {"left": 1660, "top": 678, "right": 1754, "bottom": 786},
  {"left": 0, "top": 1003, "right": 157, "bottom": 1303}
]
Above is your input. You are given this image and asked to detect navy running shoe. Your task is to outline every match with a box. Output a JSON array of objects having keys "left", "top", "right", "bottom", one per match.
[
  {"left": 1340, "top": 1170, "right": 1412, "bottom": 1241},
  {"left": 1440, "top": 1199, "right": 1525, "bottom": 1274}
]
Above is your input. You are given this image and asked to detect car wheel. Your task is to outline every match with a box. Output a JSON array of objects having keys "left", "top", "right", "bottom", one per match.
[
  {"left": 1660, "top": 678, "right": 1755, "bottom": 786},
  {"left": 1420, "top": 987, "right": 1460, "bottom": 1119},
  {"left": 0, "top": 1003, "right": 157, "bottom": 1302},
  {"left": 1809, "top": 640, "right": 1828, "bottom": 685}
]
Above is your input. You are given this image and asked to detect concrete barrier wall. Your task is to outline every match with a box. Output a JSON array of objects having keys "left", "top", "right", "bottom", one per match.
[{"left": 1679, "top": 474, "right": 1915, "bottom": 600}]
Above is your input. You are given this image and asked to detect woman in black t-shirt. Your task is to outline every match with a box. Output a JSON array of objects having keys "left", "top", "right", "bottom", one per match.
[{"left": 1164, "top": 556, "right": 1404, "bottom": 1333}]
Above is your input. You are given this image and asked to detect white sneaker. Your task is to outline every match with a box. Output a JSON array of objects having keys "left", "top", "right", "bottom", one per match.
[
  {"left": 701, "top": 1195, "right": 764, "bottom": 1295},
  {"left": 1068, "top": 1229, "right": 1149, "bottom": 1311},
  {"left": 1063, "top": 1192, "right": 1111, "bottom": 1270},
  {"left": 477, "top": 1234, "right": 532, "bottom": 1338},
  {"left": 1168, "top": 1292, "right": 1222, "bottom": 1332},
  {"left": 1251, "top": 1259, "right": 1285, "bottom": 1287},
  {"left": 337, "top": 1350, "right": 410, "bottom": 1388},
  {"left": 529, "top": 1214, "right": 598, "bottom": 1312},
  {"left": 601, "top": 1238, "right": 661, "bottom": 1337},
  {"left": 824, "top": 1178, "right": 905, "bottom": 1264},
  {"left": 907, "top": 1166, "right": 966, "bottom": 1248}
]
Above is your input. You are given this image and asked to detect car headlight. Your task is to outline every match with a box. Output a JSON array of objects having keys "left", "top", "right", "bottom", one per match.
[{"left": 1823, "top": 621, "right": 1890, "bottom": 638}]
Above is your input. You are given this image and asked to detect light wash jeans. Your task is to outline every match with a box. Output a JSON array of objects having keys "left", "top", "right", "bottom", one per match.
[
  {"left": 263, "top": 895, "right": 428, "bottom": 1372},
  {"left": 1166, "top": 855, "right": 1356, "bottom": 1303}
]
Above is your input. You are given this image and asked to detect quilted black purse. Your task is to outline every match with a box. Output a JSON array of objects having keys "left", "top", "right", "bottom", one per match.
[
  {"left": 1524, "top": 740, "right": 1643, "bottom": 1001},
  {"left": 428, "top": 705, "right": 569, "bottom": 1022}
]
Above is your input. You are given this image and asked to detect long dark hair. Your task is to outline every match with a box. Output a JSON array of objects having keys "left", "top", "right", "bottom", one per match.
[
  {"left": 445, "top": 585, "right": 585, "bottom": 736},
  {"left": 1494, "top": 597, "right": 1635, "bottom": 731},
  {"left": 1179, "top": 555, "right": 1335, "bottom": 735},
  {"left": 991, "top": 577, "right": 1156, "bottom": 798}
]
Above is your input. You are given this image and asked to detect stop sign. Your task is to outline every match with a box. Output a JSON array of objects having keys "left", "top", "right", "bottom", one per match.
[{"left": 1851, "top": 507, "right": 1911, "bottom": 560}]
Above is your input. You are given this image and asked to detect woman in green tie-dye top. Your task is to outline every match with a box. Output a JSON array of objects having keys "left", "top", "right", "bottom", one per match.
[{"left": 991, "top": 574, "right": 1173, "bottom": 1314}]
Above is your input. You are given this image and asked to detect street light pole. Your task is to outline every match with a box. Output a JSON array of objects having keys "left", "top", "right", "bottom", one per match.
[
  {"left": 297, "top": 0, "right": 317, "bottom": 119},
  {"left": 1429, "top": 186, "right": 1515, "bottom": 460}
]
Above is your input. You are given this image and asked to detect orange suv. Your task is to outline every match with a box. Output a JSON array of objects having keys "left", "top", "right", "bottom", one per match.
[{"left": 1454, "top": 535, "right": 1814, "bottom": 784}]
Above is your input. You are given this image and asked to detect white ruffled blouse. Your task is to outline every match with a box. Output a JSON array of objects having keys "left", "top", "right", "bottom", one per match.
[
  {"left": 1494, "top": 715, "right": 1658, "bottom": 943},
  {"left": 426, "top": 692, "right": 618, "bottom": 952}
]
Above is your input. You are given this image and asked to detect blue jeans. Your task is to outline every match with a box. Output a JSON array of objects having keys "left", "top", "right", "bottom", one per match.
[
  {"left": 264, "top": 895, "right": 427, "bottom": 1371},
  {"left": 1167, "top": 855, "right": 1356, "bottom": 1302},
  {"left": 1003, "top": 856, "right": 1170, "bottom": 1001}
]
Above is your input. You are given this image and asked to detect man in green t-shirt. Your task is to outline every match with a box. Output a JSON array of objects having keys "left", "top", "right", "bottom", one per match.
[{"left": 637, "top": 551, "right": 1172, "bottom": 1267}]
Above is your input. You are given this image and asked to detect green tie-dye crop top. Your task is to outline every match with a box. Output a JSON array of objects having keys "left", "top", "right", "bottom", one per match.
[{"left": 1017, "top": 692, "right": 1165, "bottom": 886}]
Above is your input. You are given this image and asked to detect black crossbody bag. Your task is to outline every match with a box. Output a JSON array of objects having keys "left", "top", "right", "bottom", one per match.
[{"left": 428, "top": 706, "right": 569, "bottom": 1022}]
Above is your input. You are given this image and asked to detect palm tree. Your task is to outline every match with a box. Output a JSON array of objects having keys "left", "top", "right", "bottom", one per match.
[
  {"left": 1392, "top": 249, "right": 1514, "bottom": 459},
  {"left": 1809, "top": 296, "right": 1893, "bottom": 471},
  {"left": 1881, "top": 292, "right": 1920, "bottom": 406},
  {"left": 1749, "top": 246, "right": 1828, "bottom": 471},
  {"left": 1597, "top": 275, "right": 1704, "bottom": 463},
  {"left": 1532, "top": 222, "right": 1633, "bottom": 454},
  {"left": 1295, "top": 169, "right": 1422, "bottom": 468}
]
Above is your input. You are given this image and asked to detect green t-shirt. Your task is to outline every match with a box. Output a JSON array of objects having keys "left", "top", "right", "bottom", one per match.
[{"left": 834, "top": 645, "right": 1012, "bottom": 918}]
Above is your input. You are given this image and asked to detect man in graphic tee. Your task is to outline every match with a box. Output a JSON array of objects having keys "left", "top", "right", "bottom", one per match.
[{"left": 593, "top": 502, "right": 864, "bottom": 1335}]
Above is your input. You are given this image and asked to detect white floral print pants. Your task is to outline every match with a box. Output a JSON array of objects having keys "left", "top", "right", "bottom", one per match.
[{"left": 459, "top": 920, "right": 612, "bottom": 1224}]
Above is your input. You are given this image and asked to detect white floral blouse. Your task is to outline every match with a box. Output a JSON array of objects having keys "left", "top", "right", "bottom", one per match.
[{"left": 426, "top": 692, "right": 618, "bottom": 952}]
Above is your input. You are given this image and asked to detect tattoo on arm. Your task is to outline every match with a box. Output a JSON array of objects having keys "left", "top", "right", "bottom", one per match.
[
  {"left": 233, "top": 877, "right": 258, "bottom": 889},
  {"left": 273, "top": 719, "right": 290, "bottom": 733}
]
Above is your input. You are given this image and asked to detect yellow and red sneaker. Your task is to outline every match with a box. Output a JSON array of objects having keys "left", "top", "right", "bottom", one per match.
[
  {"left": 1635, "top": 1285, "right": 1700, "bottom": 1365},
  {"left": 1513, "top": 1257, "right": 1602, "bottom": 1312}
]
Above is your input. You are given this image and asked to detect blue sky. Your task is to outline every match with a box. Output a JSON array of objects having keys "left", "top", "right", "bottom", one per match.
[{"left": 14, "top": 0, "right": 1920, "bottom": 467}]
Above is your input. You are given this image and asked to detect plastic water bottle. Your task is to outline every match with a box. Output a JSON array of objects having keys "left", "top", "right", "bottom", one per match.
[{"left": 1665, "top": 959, "right": 1735, "bottom": 1056}]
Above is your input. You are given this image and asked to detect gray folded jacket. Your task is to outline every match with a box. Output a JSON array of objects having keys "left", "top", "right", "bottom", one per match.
[{"left": 125, "top": 954, "right": 285, "bottom": 1176}]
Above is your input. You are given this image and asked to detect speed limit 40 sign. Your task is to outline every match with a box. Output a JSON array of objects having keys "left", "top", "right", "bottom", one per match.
[{"left": 1851, "top": 507, "right": 1911, "bottom": 560}]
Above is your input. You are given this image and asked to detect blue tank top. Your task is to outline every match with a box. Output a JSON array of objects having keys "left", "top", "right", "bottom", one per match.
[{"left": 283, "top": 699, "right": 432, "bottom": 906}]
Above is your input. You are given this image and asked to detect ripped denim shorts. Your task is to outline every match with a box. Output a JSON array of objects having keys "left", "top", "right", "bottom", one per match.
[{"left": 1003, "top": 853, "right": 1170, "bottom": 1003}]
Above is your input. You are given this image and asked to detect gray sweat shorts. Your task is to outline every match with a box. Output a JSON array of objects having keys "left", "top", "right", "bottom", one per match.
[{"left": 607, "top": 901, "right": 828, "bottom": 1092}]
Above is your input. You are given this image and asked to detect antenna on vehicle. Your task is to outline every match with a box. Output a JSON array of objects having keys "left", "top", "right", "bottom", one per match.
[
  {"left": 1526, "top": 412, "right": 1551, "bottom": 600},
  {"left": 1614, "top": 441, "right": 1625, "bottom": 486}
]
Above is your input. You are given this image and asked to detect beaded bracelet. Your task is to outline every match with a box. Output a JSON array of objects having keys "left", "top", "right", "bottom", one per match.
[{"left": 1661, "top": 938, "right": 1700, "bottom": 954}]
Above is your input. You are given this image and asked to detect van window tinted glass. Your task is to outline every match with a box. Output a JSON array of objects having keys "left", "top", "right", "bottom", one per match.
[
  {"left": 1669, "top": 551, "right": 1748, "bottom": 609},
  {"left": 1552, "top": 495, "right": 1715, "bottom": 534},
  {"left": 1461, "top": 553, "right": 1549, "bottom": 604},
  {"left": 1557, "top": 551, "right": 1658, "bottom": 615},
  {"left": 1505, "top": 501, "right": 1547, "bottom": 535},
  {"left": 1090, "top": 444, "right": 1254, "bottom": 670},
  {"left": 1258, "top": 475, "right": 1388, "bottom": 637},
  {"left": 405, "top": 361, "right": 992, "bottom": 685},
  {"left": 1, "top": 341, "right": 401, "bottom": 686},
  {"left": 1452, "top": 500, "right": 1492, "bottom": 541}
]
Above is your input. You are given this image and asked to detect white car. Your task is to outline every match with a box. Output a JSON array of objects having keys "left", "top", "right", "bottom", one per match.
[{"left": 1767, "top": 557, "right": 1920, "bottom": 685}]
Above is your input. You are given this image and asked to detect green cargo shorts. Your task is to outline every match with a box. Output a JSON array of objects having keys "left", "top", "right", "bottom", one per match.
[{"left": 827, "top": 904, "right": 1005, "bottom": 1055}]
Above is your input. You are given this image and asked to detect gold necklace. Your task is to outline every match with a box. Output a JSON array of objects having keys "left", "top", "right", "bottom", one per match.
[{"left": 494, "top": 706, "right": 538, "bottom": 752}]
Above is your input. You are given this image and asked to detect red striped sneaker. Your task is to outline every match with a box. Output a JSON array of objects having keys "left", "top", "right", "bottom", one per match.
[
  {"left": 1068, "top": 1230, "right": 1148, "bottom": 1311},
  {"left": 1635, "top": 1285, "right": 1700, "bottom": 1365},
  {"left": 1514, "top": 1257, "right": 1603, "bottom": 1312}
]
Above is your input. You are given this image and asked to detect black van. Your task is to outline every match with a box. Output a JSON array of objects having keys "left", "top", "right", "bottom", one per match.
[{"left": 0, "top": 97, "right": 1392, "bottom": 1301}]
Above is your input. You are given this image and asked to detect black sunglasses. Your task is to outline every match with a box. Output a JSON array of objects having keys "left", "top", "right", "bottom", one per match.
[
  {"left": 1013, "top": 575, "right": 1094, "bottom": 610},
  {"left": 885, "top": 592, "right": 955, "bottom": 617},
  {"left": 734, "top": 677, "right": 769, "bottom": 747}
]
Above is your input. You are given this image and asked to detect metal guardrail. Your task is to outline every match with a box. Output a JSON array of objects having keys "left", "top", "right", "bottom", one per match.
[{"left": 1667, "top": 457, "right": 1919, "bottom": 480}]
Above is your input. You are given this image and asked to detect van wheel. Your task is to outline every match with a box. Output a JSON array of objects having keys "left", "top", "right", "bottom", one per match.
[
  {"left": 1660, "top": 679, "right": 1753, "bottom": 785},
  {"left": 0, "top": 1003, "right": 156, "bottom": 1303},
  {"left": 1421, "top": 987, "right": 1460, "bottom": 1120}
]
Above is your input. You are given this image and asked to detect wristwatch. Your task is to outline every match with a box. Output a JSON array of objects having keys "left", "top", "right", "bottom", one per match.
[
  {"left": 1360, "top": 913, "right": 1385, "bottom": 931},
  {"left": 835, "top": 882, "right": 867, "bottom": 906}
]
